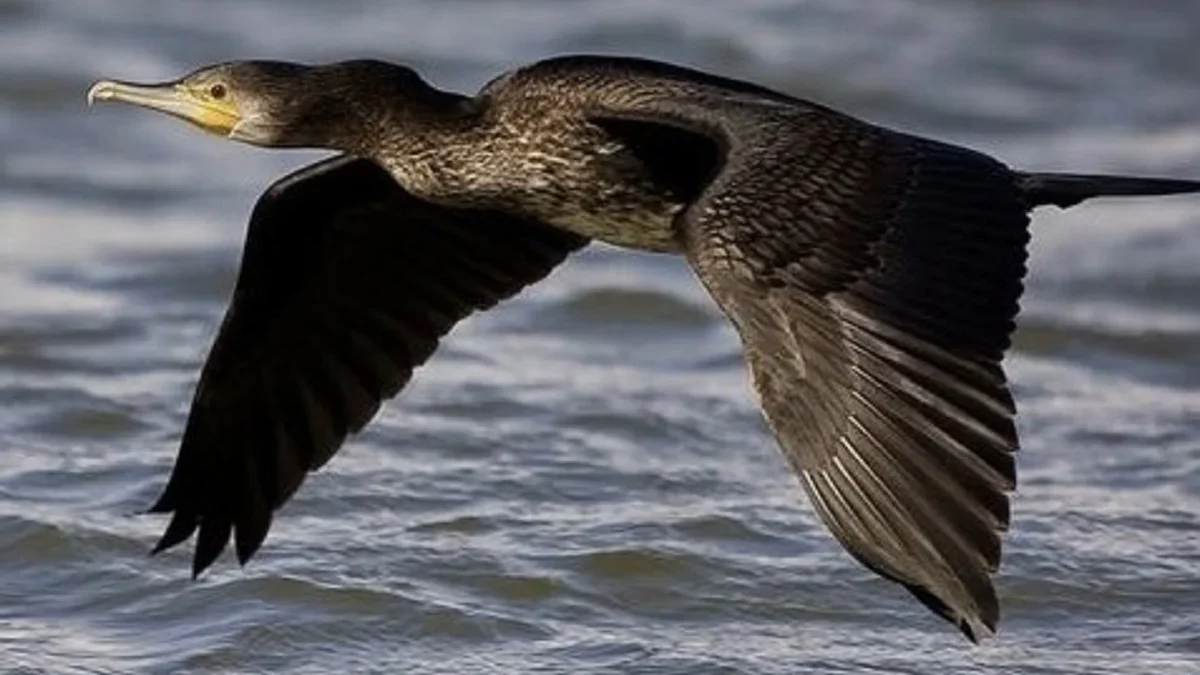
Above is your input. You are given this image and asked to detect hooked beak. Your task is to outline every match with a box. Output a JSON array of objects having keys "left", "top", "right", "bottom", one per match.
[{"left": 87, "top": 79, "right": 240, "bottom": 137}]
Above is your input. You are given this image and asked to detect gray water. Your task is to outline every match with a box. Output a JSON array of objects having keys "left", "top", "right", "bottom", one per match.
[{"left": 2, "top": 1, "right": 1199, "bottom": 673}]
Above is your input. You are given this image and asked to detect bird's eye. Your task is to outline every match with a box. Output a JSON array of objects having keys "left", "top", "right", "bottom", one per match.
[{"left": 208, "top": 83, "right": 227, "bottom": 100}]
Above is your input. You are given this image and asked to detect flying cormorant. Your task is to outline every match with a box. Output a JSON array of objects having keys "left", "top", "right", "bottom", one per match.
[{"left": 87, "top": 56, "right": 1200, "bottom": 641}]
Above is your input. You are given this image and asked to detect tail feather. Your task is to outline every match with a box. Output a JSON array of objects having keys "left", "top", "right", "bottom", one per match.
[{"left": 1017, "top": 172, "right": 1200, "bottom": 209}]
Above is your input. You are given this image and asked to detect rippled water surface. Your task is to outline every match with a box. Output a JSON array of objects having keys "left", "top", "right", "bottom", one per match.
[{"left": 2, "top": 1, "right": 1200, "bottom": 673}]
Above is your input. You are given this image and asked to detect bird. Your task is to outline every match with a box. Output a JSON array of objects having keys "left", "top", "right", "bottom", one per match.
[{"left": 86, "top": 55, "right": 1200, "bottom": 642}]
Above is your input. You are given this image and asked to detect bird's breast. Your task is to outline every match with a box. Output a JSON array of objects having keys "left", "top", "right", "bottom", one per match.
[
  {"left": 549, "top": 201, "right": 684, "bottom": 252},
  {"left": 521, "top": 134, "right": 690, "bottom": 252}
]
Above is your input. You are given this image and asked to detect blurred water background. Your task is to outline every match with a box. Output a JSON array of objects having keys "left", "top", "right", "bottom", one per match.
[{"left": 1, "top": 1, "right": 1199, "bottom": 673}]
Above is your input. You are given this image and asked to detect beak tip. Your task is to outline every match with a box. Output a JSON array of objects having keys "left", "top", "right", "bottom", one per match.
[{"left": 86, "top": 80, "right": 116, "bottom": 107}]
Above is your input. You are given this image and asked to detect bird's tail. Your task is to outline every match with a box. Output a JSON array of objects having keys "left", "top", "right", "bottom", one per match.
[{"left": 1017, "top": 172, "right": 1200, "bottom": 209}]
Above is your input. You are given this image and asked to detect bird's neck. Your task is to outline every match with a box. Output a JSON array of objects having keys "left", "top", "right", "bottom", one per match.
[
  {"left": 276, "top": 77, "right": 477, "bottom": 158},
  {"left": 360, "top": 101, "right": 501, "bottom": 204}
]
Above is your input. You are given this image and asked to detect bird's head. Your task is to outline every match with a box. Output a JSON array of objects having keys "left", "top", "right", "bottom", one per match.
[{"left": 88, "top": 60, "right": 468, "bottom": 152}]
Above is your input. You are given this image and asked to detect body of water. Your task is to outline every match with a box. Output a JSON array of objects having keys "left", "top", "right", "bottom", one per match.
[{"left": 1, "top": 1, "right": 1198, "bottom": 673}]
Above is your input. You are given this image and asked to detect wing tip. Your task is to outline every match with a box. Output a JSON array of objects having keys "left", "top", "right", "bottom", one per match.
[
  {"left": 960, "top": 615, "right": 997, "bottom": 644},
  {"left": 234, "top": 520, "right": 270, "bottom": 567},
  {"left": 149, "top": 510, "right": 198, "bottom": 556},
  {"left": 142, "top": 477, "right": 274, "bottom": 576},
  {"left": 191, "top": 518, "right": 233, "bottom": 579},
  {"left": 905, "top": 582, "right": 999, "bottom": 644}
]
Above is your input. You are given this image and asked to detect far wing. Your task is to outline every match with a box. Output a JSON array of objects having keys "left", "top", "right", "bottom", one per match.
[
  {"left": 149, "top": 156, "right": 587, "bottom": 576},
  {"left": 595, "top": 103, "right": 1026, "bottom": 641}
]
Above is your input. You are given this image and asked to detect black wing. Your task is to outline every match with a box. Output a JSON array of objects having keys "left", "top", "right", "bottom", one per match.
[
  {"left": 149, "top": 156, "right": 587, "bottom": 576},
  {"left": 593, "top": 103, "right": 1026, "bottom": 641}
]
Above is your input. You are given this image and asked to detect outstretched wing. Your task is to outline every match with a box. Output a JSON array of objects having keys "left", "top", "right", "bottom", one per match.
[
  {"left": 593, "top": 101, "right": 1026, "bottom": 640},
  {"left": 149, "top": 156, "right": 588, "bottom": 576}
]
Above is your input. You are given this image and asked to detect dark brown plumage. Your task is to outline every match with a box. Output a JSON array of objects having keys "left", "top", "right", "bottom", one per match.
[
  {"left": 88, "top": 55, "right": 1200, "bottom": 641},
  {"left": 146, "top": 155, "right": 586, "bottom": 573}
]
